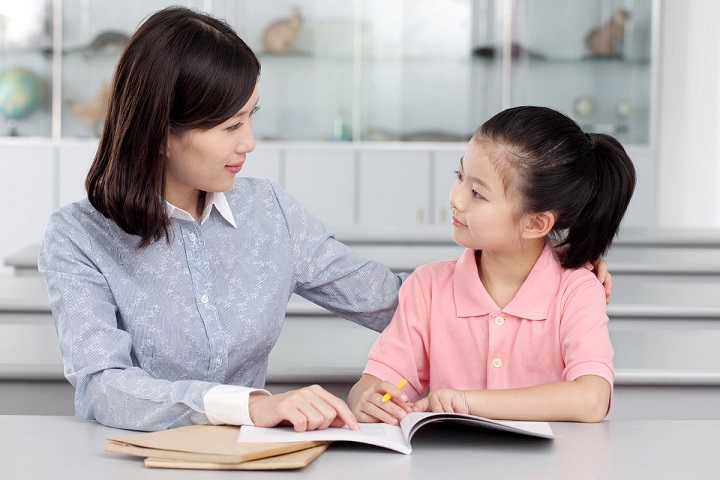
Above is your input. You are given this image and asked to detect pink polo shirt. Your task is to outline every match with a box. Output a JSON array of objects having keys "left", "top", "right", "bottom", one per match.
[{"left": 364, "top": 242, "right": 614, "bottom": 402}]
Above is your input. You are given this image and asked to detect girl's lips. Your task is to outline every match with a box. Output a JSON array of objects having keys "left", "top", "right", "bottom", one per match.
[
  {"left": 452, "top": 216, "right": 466, "bottom": 228},
  {"left": 225, "top": 162, "right": 243, "bottom": 174}
]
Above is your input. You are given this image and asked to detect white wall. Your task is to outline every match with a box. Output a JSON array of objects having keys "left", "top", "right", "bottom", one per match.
[{"left": 655, "top": 0, "right": 720, "bottom": 228}]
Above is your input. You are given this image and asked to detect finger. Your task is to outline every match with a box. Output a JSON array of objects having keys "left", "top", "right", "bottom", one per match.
[
  {"left": 439, "top": 395, "right": 455, "bottom": 413},
  {"left": 412, "top": 397, "right": 428, "bottom": 412},
  {"left": 303, "top": 398, "right": 339, "bottom": 431},
  {"left": 390, "top": 397, "right": 413, "bottom": 414},
  {"left": 313, "top": 387, "right": 360, "bottom": 431},
  {"left": 380, "top": 381, "right": 409, "bottom": 403},
  {"left": 362, "top": 400, "right": 400, "bottom": 425},
  {"left": 429, "top": 395, "right": 445, "bottom": 412}
]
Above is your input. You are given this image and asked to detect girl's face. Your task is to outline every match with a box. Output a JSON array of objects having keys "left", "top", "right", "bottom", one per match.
[
  {"left": 164, "top": 85, "right": 259, "bottom": 210},
  {"left": 449, "top": 139, "right": 524, "bottom": 252}
]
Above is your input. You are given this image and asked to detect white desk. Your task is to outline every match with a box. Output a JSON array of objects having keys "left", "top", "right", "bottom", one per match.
[{"left": 1, "top": 415, "right": 719, "bottom": 479}]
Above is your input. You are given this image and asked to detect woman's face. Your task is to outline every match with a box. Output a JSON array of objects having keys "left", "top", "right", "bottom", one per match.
[{"left": 164, "top": 85, "right": 259, "bottom": 210}]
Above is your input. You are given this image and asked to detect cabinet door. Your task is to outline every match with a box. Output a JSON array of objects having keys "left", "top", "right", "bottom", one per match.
[
  {"left": 433, "top": 149, "right": 465, "bottom": 226},
  {"left": 57, "top": 140, "right": 98, "bottom": 207},
  {"left": 285, "top": 147, "right": 355, "bottom": 228},
  {"left": 242, "top": 143, "right": 282, "bottom": 184},
  {"left": 358, "top": 149, "right": 431, "bottom": 226},
  {"left": 0, "top": 143, "right": 55, "bottom": 274}
]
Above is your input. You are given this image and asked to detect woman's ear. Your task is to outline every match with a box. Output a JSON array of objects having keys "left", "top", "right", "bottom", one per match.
[{"left": 521, "top": 211, "right": 555, "bottom": 239}]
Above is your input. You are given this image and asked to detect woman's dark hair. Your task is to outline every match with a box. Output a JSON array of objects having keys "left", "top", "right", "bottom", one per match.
[
  {"left": 476, "top": 106, "right": 636, "bottom": 269},
  {"left": 86, "top": 6, "right": 260, "bottom": 247}
]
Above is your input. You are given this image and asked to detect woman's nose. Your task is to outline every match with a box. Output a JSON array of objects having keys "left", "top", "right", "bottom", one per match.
[{"left": 239, "top": 130, "right": 256, "bottom": 154}]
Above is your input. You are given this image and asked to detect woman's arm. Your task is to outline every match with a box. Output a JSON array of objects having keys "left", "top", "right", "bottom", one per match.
[
  {"left": 270, "top": 181, "right": 404, "bottom": 332},
  {"left": 413, "top": 375, "right": 611, "bottom": 423}
]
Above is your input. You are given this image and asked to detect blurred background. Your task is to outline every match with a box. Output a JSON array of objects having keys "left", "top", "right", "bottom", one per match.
[{"left": 2, "top": 1, "right": 720, "bottom": 420}]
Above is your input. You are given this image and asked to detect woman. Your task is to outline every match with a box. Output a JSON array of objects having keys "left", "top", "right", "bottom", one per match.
[
  {"left": 39, "top": 6, "right": 611, "bottom": 432},
  {"left": 38, "top": 6, "right": 399, "bottom": 432}
]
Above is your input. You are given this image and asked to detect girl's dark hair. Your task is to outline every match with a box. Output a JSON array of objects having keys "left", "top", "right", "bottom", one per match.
[
  {"left": 86, "top": 6, "right": 260, "bottom": 247},
  {"left": 477, "top": 106, "right": 636, "bottom": 269}
]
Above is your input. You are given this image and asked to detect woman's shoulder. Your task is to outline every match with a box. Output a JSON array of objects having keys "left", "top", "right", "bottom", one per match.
[{"left": 46, "top": 198, "right": 103, "bottom": 233}]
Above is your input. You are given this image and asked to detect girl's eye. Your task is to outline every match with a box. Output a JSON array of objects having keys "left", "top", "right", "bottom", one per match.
[
  {"left": 472, "top": 190, "right": 484, "bottom": 199},
  {"left": 454, "top": 170, "right": 462, "bottom": 180}
]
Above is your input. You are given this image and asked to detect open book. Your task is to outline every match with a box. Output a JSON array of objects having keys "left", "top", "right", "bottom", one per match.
[{"left": 239, "top": 411, "right": 554, "bottom": 455}]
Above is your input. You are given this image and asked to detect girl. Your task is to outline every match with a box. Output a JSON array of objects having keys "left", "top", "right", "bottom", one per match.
[{"left": 348, "top": 106, "right": 635, "bottom": 424}]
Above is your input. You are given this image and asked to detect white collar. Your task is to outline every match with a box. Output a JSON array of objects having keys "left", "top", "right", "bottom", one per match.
[{"left": 165, "top": 191, "right": 237, "bottom": 228}]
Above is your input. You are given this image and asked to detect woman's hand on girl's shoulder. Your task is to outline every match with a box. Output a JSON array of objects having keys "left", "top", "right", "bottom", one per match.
[
  {"left": 248, "top": 384, "right": 359, "bottom": 431},
  {"left": 585, "top": 258, "right": 612, "bottom": 304}
]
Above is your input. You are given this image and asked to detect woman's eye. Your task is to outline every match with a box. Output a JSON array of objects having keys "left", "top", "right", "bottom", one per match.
[
  {"left": 227, "top": 122, "right": 241, "bottom": 132},
  {"left": 251, "top": 105, "right": 261, "bottom": 115}
]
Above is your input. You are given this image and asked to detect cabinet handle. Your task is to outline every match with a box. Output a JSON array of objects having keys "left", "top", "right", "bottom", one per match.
[{"left": 438, "top": 208, "right": 449, "bottom": 225}]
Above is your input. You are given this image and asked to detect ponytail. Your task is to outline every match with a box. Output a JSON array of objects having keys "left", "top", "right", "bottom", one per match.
[
  {"left": 477, "top": 106, "right": 636, "bottom": 269},
  {"left": 559, "top": 134, "right": 636, "bottom": 268}
]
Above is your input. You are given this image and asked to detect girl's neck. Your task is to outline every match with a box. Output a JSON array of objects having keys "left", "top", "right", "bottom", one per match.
[{"left": 475, "top": 238, "right": 546, "bottom": 309}]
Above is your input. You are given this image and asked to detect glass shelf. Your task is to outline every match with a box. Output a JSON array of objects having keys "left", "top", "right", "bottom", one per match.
[{"left": 0, "top": 0, "right": 656, "bottom": 145}]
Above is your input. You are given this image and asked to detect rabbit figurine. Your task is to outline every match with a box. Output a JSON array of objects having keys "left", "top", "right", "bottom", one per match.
[
  {"left": 585, "top": 9, "right": 631, "bottom": 57},
  {"left": 262, "top": 7, "right": 303, "bottom": 54}
]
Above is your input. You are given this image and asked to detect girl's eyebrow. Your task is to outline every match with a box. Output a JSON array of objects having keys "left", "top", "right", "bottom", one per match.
[{"left": 460, "top": 156, "right": 490, "bottom": 190}]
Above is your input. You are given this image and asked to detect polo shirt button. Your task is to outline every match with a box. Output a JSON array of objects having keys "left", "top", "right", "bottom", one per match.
[
  {"left": 492, "top": 358, "right": 503, "bottom": 368},
  {"left": 188, "top": 233, "right": 197, "bottom": 242},
  {"left": 201, "top": 294, "right": 209, "bottom": 304},
  {"left": 494, "top": 316, "right": 505, "bottom": 326}
]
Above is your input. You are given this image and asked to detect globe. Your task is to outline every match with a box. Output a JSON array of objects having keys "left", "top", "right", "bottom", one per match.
[{"left": 0, "top": 68, "right": 44, "bottom": 121}]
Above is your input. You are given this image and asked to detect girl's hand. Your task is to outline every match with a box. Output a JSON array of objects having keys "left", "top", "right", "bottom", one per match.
[
  {"left": 412, "top": 389, "right": 470, "bottom": 414},
  {"left": 587, "top": 258, "right": 612, "bottom": 304},
  {"left": 348, "top": 375, "right": 413, "bottom": 425},
  {"left": 248, "top": 384, "right": 359, "bottom": 432}
]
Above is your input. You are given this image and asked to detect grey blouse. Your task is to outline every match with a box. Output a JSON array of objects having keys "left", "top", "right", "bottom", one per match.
[{"left": 38, "top": 177, "right": 402, "bottom": 431}]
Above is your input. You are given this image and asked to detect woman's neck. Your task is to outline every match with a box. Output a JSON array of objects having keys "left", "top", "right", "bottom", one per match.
[
  {"left": 165, "top": 188, "right": 206, "bottom": 221},
  {"left": 476, "top": 238, "right": 546, "bottom": 309}
]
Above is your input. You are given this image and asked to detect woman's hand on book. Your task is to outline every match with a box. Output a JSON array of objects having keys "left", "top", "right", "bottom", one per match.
[
  {"left": 347, "top": 374, "right": 413, "bottom": 425},
  {"left": 412, "top": 389, "right": 470, "bottom": 414},
  {"left": 248, "top": 385, "right": 360, "bottom": 432}
]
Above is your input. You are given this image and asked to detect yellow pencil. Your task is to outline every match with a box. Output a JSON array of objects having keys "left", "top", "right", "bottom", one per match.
[{"left": 382, "top": 379, "right": 408, "bottom": 403}]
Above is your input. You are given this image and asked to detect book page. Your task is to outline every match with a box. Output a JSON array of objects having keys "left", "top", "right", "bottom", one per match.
[
  {"left": 400, "top": 412, "right": 555, "bottom": 440},
  {"left": 238, "top": 422, "right": 412, "bottom": 454}
]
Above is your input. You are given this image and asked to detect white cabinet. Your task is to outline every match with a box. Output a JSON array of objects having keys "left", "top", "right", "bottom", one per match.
[
  {"left": 284, "top": 147, "right": 355, "bottom": 227},
  {"left": 433, "top": 149, "right": 465, "bottom": 226},
  {"left": 358, "top": 149, "right": 431, "bottom": 226},
  {"left": 0, "top": 141, "right": 55, "bottom": 275}
]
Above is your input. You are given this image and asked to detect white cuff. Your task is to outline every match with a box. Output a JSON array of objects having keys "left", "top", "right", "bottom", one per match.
[{"left": 203, "top": 384, "right": 270, "bottom": 426}]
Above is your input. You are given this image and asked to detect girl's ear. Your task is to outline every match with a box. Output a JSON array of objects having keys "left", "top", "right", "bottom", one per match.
[{"left": 521, "top": 211, "right": 555, "bottom": 239}]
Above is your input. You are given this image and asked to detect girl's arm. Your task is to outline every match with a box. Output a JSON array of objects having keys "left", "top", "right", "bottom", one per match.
[{"left": 413, "top": 375, "right": 611, "bottom": 423}]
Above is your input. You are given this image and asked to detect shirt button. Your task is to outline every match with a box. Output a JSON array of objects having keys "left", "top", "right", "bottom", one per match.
[
  {"left": 188, "top": 233, "right": 197, "bottom": 242},
  {"left": 201, "top": 294, "right": 209, "bottom": 304},
  {"left": 492, "top": 358, "right": 503, "bottom": 368},
  {"left": 494, "top": 316, "right": 505, "bottom": 326}
]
